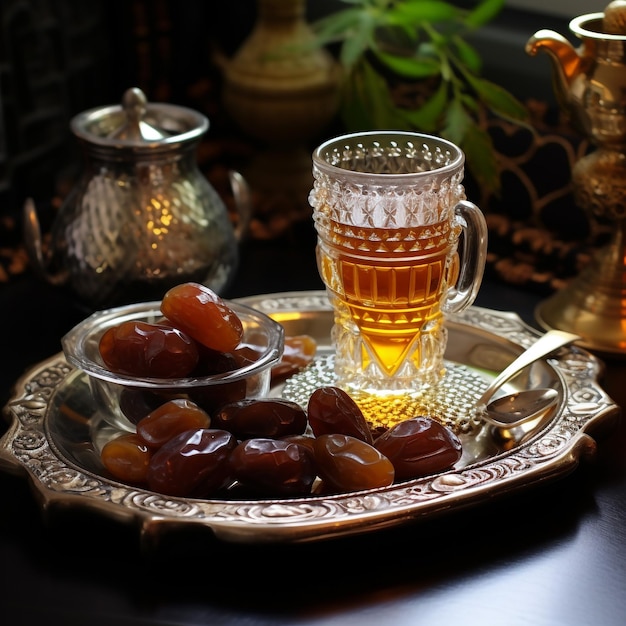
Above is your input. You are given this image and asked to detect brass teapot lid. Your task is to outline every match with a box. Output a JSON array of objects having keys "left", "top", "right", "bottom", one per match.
[
  {"left": 604, "top": 1, "right": 626, "bottom": 34},
  {"left": 70, "top": 87, "right": 208, "bottom": 152}
]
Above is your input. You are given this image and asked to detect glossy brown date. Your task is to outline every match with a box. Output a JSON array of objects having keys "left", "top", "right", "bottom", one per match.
[
  {"left": 313, "top": 433, "right": 394, "bottom": 492},
  {"left": 189, "top": 346, "right": 256, "bottom": 412},
  {"left": 101, "top": 433, "right": 152, "bottom": 484},
  {"left": 189, "top": 381, "right": 248, "bottom": 415},
  {"left": 119, "top": 388, "right": 167, "bottom": 424},
  {"left": 213, "top": 398, "right": 307, "bottom": 440},
  {"left": 147, "top": 428, "right": 237, "bottom": 497},
  {"left": 230, "top": 438, "right": 316, "bottom": 496},
  {"left": 99, "top": 320, "right": 199, "bottom": 378},
  {"left": 191, "top": 344, "right": 256, "bottom": 376},
  {"left": 136, "top": 399, "right": 211, "bottom": 449},
  {"left": 374, "top": 416, "right": 462, "bottom": 480},
  {"left": 271, "top": 334, "right": 317, "bottom": 382},
  {"left": 307, "top": 386, "right": 373, "bottom": 445},
  {"left": 281, "top": 434, "right": 317, "bottom": 458},
  {"left": 161, "top": 282, "right": 243, "bottom": 353},
  {"left": 192, "top": 345, "right": 240, "bottom": 376}
]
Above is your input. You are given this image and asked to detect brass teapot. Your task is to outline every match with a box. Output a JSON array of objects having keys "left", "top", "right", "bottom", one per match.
[
  {"left": 526, "top": 2, "right": 626, "bottom": 150},
  {"left": 24, "top": 88, "right": 250, "bottom": 309},
  {"left": 526, "top": 2, "right": 626, "bottom": 354}
]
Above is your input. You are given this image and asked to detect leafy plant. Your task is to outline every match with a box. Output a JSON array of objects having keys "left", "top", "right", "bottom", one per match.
[{"left": 311, "top": 0, "right": 530, "bottom": 194}]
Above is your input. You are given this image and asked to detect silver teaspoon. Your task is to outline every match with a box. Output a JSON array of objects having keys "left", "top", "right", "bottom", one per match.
[{"left": 475, "top": 329, "right": 581, "bottom": 429}]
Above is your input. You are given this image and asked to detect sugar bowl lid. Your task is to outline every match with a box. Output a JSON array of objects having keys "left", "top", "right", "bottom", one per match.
[{"left": 70, "top": 87, "right": 208, "bottom": 150}]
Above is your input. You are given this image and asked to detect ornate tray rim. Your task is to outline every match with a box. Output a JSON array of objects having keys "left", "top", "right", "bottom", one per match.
[{"left": 0, "top": 291, "right": 620, "bottom": 545}]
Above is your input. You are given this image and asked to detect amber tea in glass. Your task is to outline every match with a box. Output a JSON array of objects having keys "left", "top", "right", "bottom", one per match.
[{"left": 309, "top": 131, "right": 487, "bottom": 427}]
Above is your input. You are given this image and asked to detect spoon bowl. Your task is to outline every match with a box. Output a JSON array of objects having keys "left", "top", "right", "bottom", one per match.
[
  {"left": 483, "top": 387, "right": 559, "bottom": 429},
  {"left": 475, "top": 329, "right": 580, "bottom": 430}
]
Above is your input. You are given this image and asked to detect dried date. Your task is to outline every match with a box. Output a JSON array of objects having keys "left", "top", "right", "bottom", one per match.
[
  {"left": 161, "top": 282, "right": 243, "bottom": 353},
  {"left": 119, "top": 388, "right": 167, "bottom": 424},
  {"left": 313, "top": 433, "right": 394, "bottom": 492},
  {"left": 101, "top": 433, "right": 152, "bottom": 484},
  {"left": 214, "top": 398, "right": 307, "bottom": 440},
  {"left": 136, "top": 399, "right": 211, "bottom": 449},
  {"left": 189, "top": 380, "right": 248, "bottom": 415},
  {"left": 147, "top": 428, "right": 237, "bottom": 497},
  {"left": 307, "top": 386, "right": 373, "bottom": 444},
  {"left": 271, "top": 334, "right": 317, "bottom": 382},
  {"left": 230, "top": 438, "right": 316, "bottom": 496},
  {"left": 99, "top": 320, "right": 199, "bottom": 378},
  {"left": 374, "top": 416, "right": 462, "bottom": 480}
]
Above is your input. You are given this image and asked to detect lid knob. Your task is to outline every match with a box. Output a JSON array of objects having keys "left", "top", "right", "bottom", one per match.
[
  {"left": 107, "top": 88, "right": 168, "bottom": 141},
  {"left": 604, "top": 1, "right": 626, "bottom": 34}
]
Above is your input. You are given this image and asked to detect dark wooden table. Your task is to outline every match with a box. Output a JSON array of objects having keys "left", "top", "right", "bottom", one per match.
[{"left": 2, "top": 222, "right": 626, "bottom": 626}]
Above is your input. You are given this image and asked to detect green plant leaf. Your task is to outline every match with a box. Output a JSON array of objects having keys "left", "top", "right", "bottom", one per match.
[
  {"left": 417, "top": 41, "right": 438, "bottom": 57},
  {"left": 465, "top": 0, "right": 505, "bottom": 29},
  {"left": 373, "top": 50, "right": 441, "bottom": 79},
  {"left": 461, "top": 121, "right": 501, "bottom": 194},
  {"left": 340, "top": 60, "right": 401, "bottom": 130},
  {"left": 465, "top": 74, "right": 529, "bottom": 123},
  {"left": 310, "top": 0, "right": 521, "bottom": 196},
  {"left": 339, "top": 91, "right": 374, "bottom": 132},
  {"left": 401, "top": 80, "right": 448, "bottom": 132},
  {"left": 339, "top": 13, "right": 378, "bottom": 67},
  {"left": 441, "top": 99, "right": 471, "bottom": 146},
  {"left": 390, "top": 0, "right": 462, "bottom": 25},
  {"left": 311, "top": 8, "right": 364, "bottom": 44},
  {"left": 460, "top": 93, "right": 480, "bottom": 114},
  {"left": 338, "top": 0, "right": 384, "bottom": 6},
  {"left": 451, "top": 36, "right": 482, "bottom": 74}
]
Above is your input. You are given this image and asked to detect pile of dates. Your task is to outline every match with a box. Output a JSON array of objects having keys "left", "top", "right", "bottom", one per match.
[
  {"left": 98, "top": 282, "right": 462, "bottom": 499},
  {"left": 101, "top": 386, "right": 462, "bottom": 498},
  {"left": 99, "top": 281, "right": 316, "bottom": 413},
  {"left": 100, "top": 282, "right": 247, "bottom": 379}
]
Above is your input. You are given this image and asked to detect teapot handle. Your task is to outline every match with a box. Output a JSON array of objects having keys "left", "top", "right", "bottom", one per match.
[
  {"left": 228, "top": 170, "right": 252, "bottom": 242},
  {"left": 22, "top": 198, "right": 67, "bottom": 286}
]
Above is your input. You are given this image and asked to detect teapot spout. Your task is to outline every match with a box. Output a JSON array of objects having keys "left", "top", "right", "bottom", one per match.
[
  {"left": 526, "top": 29, "right": 582, "bottom": 109},
  {"left": 22, "top": 198, "right": 68, "bottom": 286}
]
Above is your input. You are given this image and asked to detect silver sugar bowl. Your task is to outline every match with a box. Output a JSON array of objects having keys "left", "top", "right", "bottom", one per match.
[{"left": 24, "top": 88, "right": 249, "bottom": 309}]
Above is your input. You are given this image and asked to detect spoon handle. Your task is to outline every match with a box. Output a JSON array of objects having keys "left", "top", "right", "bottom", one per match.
[{"left": 476, "top": 330, "right": 580, "bottom": 408}]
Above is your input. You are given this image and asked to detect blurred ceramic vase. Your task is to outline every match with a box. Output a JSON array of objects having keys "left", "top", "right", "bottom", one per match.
[
  {"left": 221, "top": 0, "right": 341, "bottom": 196},
  {"left": 24, "top": 88, "right": 249, "bottom": 309}
]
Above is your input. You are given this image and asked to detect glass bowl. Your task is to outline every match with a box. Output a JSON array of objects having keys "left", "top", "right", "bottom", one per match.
[{"left": 61, "top": 300, "right": 285, "bottom": 431}]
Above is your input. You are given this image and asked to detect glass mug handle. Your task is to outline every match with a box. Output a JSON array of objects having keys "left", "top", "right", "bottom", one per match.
[{"left": 442, "top": 200, "right": 488, "bottom": 314}]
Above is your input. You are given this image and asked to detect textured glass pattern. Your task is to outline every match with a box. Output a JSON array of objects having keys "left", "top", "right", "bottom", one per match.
[
  {"left": 53, "top": 148, "right": 238, "bottom": 307},
  {"left": 310, "top": 132, "right": 486, "bottom": 396}
]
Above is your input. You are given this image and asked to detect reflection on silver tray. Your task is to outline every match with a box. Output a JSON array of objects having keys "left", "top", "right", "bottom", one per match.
[{"left": 0, "top": 291, "right": 619, "bottom": 545}]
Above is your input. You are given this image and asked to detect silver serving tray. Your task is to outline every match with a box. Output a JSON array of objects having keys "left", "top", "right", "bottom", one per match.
[{"left": 0, "top": 291, "right": 619, "bottom": 545}]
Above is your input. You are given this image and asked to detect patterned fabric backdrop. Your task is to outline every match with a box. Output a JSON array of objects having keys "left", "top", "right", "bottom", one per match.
[{"left": 467, "top": 103, "right": 610, "bottom": 296}]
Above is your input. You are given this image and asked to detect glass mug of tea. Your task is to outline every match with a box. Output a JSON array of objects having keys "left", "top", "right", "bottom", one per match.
[{"left": 309, "top": 131, "right": 487, "bottom": 429}]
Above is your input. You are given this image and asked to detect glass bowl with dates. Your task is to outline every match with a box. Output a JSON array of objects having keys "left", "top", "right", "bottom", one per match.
[{"left": 61, "top": 282, "right": 285, "bottom": 436}]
